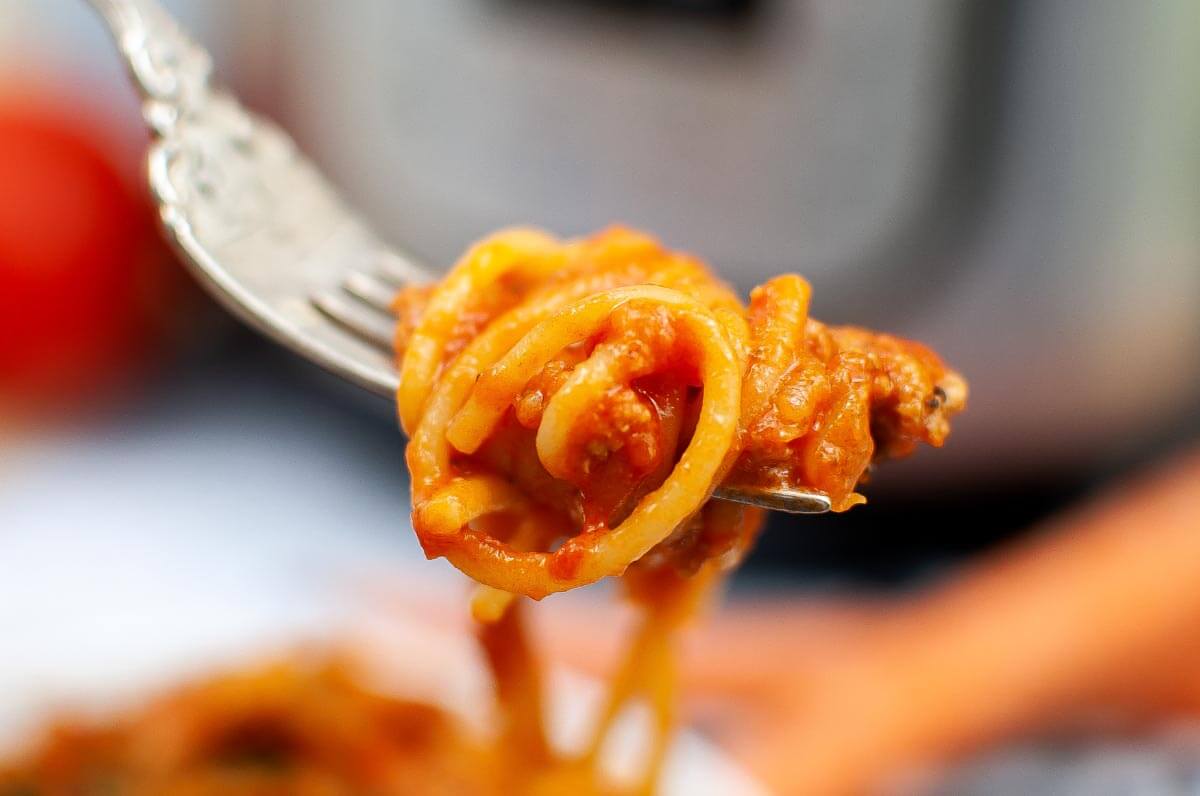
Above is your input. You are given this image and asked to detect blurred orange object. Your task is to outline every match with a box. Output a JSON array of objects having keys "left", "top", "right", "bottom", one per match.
[
  {"left": 742, "top": 449, "right": 1200, "bottom": 793},
  {"left": 0, "top": 90, "right": 186, "bottom": 419}
]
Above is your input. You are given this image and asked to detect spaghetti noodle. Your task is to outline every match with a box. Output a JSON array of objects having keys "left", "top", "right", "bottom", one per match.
[{"left": 395, "top": 226, "right": 966, "bottom": 793}]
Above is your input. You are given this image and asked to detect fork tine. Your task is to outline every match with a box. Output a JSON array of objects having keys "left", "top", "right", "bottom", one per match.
[
  {"left": 311, "top": 291, "right": 395, "bottom": 352},
  {"left": 344, "top": 270, "right": 397, "bottom": 315},
  {"left": 713, "top": 484, "right": 832, "bottom": 514}
]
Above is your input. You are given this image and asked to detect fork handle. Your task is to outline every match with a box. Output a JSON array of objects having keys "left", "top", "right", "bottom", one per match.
[
  {"left": 86, "top": 0, "right": 424, "bottom": 398},
  {"left": 86, "top": 0, "right": 212, "bottom": 128}
]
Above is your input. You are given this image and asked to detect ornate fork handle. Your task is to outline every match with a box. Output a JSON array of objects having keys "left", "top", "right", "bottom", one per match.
[
  {"left": 88, "top": 0, "right": 212, "bottom": 128},
  {"left": 86, "top": 0, "right": 424, "bottom": 397}
]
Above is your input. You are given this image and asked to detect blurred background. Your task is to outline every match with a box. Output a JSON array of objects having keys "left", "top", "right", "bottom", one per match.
[{"left": 1, "top": 0, "right": 1199, "bottom": 792}]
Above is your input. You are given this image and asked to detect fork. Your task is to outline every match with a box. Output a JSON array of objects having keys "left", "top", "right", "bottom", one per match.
[{"left": 86, "top": 0, "right": 831, "bottom": 515}]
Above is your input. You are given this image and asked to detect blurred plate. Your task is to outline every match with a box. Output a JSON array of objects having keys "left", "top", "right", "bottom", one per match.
[
  {"left": 0, "top": 556, "right": 764, "bottom": 795},
  {"left": 0, "top": 373, "right": 764, "bottom": 794}
]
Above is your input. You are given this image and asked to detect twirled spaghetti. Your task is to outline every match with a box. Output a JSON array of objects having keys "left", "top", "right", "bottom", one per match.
[{"left": 393, "top": 226, "right": 966, "bottom": 793}]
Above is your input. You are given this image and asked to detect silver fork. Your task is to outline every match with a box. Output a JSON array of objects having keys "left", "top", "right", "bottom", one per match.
[{"left": 87, "top": 0, "right": 831, "bottom": 515}]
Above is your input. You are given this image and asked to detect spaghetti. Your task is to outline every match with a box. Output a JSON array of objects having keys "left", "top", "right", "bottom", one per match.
[{"left": 395, "top": 226, "right": 966, "bottom": 792}]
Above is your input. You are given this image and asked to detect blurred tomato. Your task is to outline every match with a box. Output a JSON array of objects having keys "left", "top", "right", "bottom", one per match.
[{"left": 0, "top": 92, "right": 187, "bottom": 418}]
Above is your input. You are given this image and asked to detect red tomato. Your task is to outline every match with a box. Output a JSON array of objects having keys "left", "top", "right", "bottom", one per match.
[{"left": 0, "top": 94, "right": 184, "bottom": 415}]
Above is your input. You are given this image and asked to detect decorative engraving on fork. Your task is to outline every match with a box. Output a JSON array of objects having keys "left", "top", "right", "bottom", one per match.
[
  {"left": 87, "top": 0, "right": 414, "bottom": 397},
  {"left": 88, "top": 0, "right": 211, "bottom": 118},
  {"left": 90, "top": 0, "right": 305, "bottom": 248}
]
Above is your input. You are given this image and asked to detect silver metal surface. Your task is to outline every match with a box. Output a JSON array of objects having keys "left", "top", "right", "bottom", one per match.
[
  {"left": 87, "top": 0, "right": 829, "bottom": 516},
  {"left": 714, "top": 485, "right": 832, "bottom": 515},
  {"left": 86, "top": 0, "right": 419, "bottom": 398}
]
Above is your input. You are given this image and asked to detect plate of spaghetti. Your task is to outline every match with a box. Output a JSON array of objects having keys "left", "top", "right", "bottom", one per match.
[{"left": 0, "top": 598, "right": 769, "bottom": 796}]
